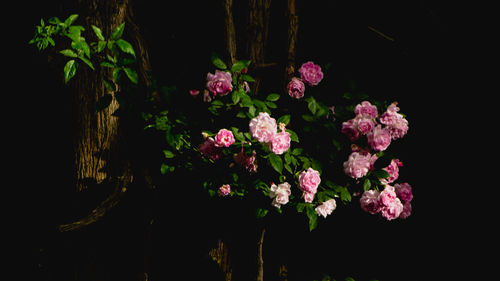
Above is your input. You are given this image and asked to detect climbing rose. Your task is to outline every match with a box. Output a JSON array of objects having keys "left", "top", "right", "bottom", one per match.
[
  {"left": 218, "top": 184, "right": 231, "bottom": 196},
  {"left": 341, "top": 119, "right": 360, "bottom": 141},
  {"left": 367, "top": 125, "right": 391, "bottom": 151},
  {"left": 302, "top": 191, "right": 316, "bottom": 203},
  {"left": 380, "top": 197, "right": 403, "bottom": 220},
  {"left": 287, "top": 77, "right": 305, "bottom": 99},
  {"left": 343, "top": 152, "right": 371, "bottom": 179},
  {"left": 199, "top": 137, "right": 222, "bottom": 161},
  {"left": 270, "top": 130, "right": 291, "bottom": 155},
  {"left": 379, "top": 102, "right": 409, "bottom": 140},
  {"left": 381, "top": 159, "right": 402, "bottom": 184},
  {"left": 269, "top": 182, "right": 291, "bottom": 208},
  {"left": 298, "top": 61, "right": 323, "bottom": 86},
  {"left": 354, "top": 114, "right": 376, "bottom": 135},
  {"left": 379, "top": 185, "right": 397, "bottom": 207},
  {"left": 214, "top": 129, "right": 235, "bottom": 147},
  {"left": 360, "top": 190, "right": 381, "bottom": 214},
  {"left": 298, "top": 168, "right": 321, "bottom": 193},
  {"left": 234, "top": 149, "right": 257, "bottom": 173},
  {"left": 355, "top": 101, "right": 378, "bottom": 118},
  {"left": 249, "top": 112, "right": 277, "bottom": 143},
  {"left": 315, "top": 199, "right": 337, "bottom": 218},
  {"left": 399, "top": 201, "right": 412, "bottom": 219},
  {"left": 394, "top": 182, "right": 413, "bottom": 203},
  {"left": 206, "top": 70, "right": 233, "bottom": 96}
]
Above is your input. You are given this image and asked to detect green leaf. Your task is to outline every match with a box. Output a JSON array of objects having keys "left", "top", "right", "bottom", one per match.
[
  {"left": 306, "top": 96, "right": 318, "bottom": 115},
  {"left": 255, "top": 208, "right": 269, "bottom": 218},
  {"left": 95, "top": 93, "right": 112, "bottom": 113},
  {"left": 241, "top": 74, "right": 255, "bottom": 82},
  {"left": 340, "top": 188, "right": 352, "bottom": 202},
  {"left": 113, "top": 68, "right": 121, "bottom": 82},
  {"left": 211, "top": 53, "right": 227, "bottom": 69},
  {"left": 268, "top": 153, "right": 283, "bottom": 174},
  {"left": 123, "top": 67, "right": 138, "bottom": 84},
  {"left": 302, "top": 114, "right": 315, "bottom": 122},
  {"left": 96, "top": 40, "right": 107, "bottom": 53},
  {"left": 110, "top": 22, "right": 125, "bottom": 40},
  {"left": 286, "top": 129, "right": 299, "bottom": 143},
  {"left": 306, "top": 204, "right": 318, "bottom": 231},
  {"left": 277, "top": 115, "right": 291, "bottom": 126},
  {"left": 160, "top": 163, "right": 175, "bottom": 174},
  {"left": 60, "top": 49, "right": 77, "bottom": 58},
  {"left": 66, "top": 25, "right": 85, "bottom": 42},
  {"left": 266, "top": 93, "right": 280, "bottom": 101},
  {"left": 64, "top": 14, "right": 79, "bottom": 26},
  {"left": 100, "top": 61, "right": 115, "bottom": 68},
  {"left": 373, "top": 169, "right": 390, "bottom": 179},
  {"left": 71, "top": 38, "right": 90, "bottom": 58},
  {"left": 296, "top": 203, "right": 307, "bottom": 213},
  {"left": 232, "top": 90, "right": 240, "bottom": 105},
  {"left": 63, "top": 59, "right": 77, "bottom": 83},
  {"left": 292, "top": 148, "right": 303, "bottom": 155},
  {"left": 363, "top": 178, "right": 371, "bottom": 191},
  {"left": 91, "top": 25, "right": 105, "bottom": 40},
  {"left": 163, "top": 150, "right": 175, "bottom": 158},
  {"left": 115, "top": 39, "right": 136, "bottom": 57},
  {"left": 231, "top": 60, "right": 250, "bottom": 72},
  {"left": 79, "top": 56, "right": 95, "bottom": 70},
  {"left": 103, "top": 79, "right": 116, "bottom": 92},
  {"left": 265, "top": 101, "right": 277, "bottom": 108}
]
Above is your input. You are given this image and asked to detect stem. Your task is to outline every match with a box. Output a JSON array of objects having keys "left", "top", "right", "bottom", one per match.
[{"left": 256, "top": 226, "right": 266, "bottom": 281}]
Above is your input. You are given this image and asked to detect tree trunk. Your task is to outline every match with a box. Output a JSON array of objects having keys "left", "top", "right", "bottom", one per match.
[{"left": 59, "top": 0, "right": 151, "bottom": 231}]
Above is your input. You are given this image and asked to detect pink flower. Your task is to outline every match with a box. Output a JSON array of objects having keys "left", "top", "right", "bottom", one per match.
[
  {"left": 367, "top": 125, "right": 391, "bottom": 151},
  {"left": 249, "top": 112, "right": 277, "bottom": 143},
  {"left": 394, "top": 182, "right": 413, "bottom": 203},
  {"left": 380, "top": 197, "right": 403, "bottom": 220},
  {"left": 379, "top": 102, "right": 409, "bottom": 140},
  {"left": 270, "top": 130, "right": 291, "bottom": 155},
  {"left": 199, "top": 137, "right": 222, "bottom": 161},
  {"left": 360, "top": 190, "right": 381, "bottom": 214},
  {"left": 298, "top": 168, "right": 321, "bottom": 193},
  {"left": 355, "top": 101, "right": 378, "bottom": 118},
  {"left": 341, "top": 119, "right": 360, "bottom": 141},
  {"left": 399, "top": 201, "right": 412, "bottom": 219},
  {"left": 189, "top": 89, "right": 200, "bottom": 96},
  {"left": 302, "top": 191, "right": 315, "bottom": 203},
  {"left": 214, "top": 129, "right": 235, "bottom": 147},
  {"left": 206, "top": 70, "right": 233, "bottom": 96},
  {"left": 218, "top": 184, "right": 231, "bottom": 196},
  {"left": 287, "top": 77, "right": 305, "bottom": 99},
  {"left": 315, "top": 199, "right": 337, "bottom": 218},
  {"left": 269, "top": 182, "right": 291, "bottom": 208},
  {"left": 343, "top": 151, "right": 371, "bottom": 179},
  {"left": 298, "top": 61, "right": 323, "bottom": 86},
  {"left": 354, "top": 115, "right": 376, "bottom": 135},
  {"left": 381, "top": 159, "right": 402, "bottom": 184},
  {"left": 379, "top": 185, "right": 397, "bottom": 207},
  {"left": 234, "top": 149, "right": 258, "bottom": 173}
]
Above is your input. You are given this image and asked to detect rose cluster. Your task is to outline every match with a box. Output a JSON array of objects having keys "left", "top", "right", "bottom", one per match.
[
  {"left": 287, "top": 61, "right": 324, "bottom": 99},
  {"left": 249, "top": 112, "right": 291, "bottom": 155},
  {"left": 360, "top": 183, "right": 413, "bottom": 220}
]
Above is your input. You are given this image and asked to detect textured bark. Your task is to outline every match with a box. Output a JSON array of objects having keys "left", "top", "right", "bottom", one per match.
[
  {"left": 60, "top": 0, "right": 151, "bottom": 231},
  {"left": 223, "top": 0, "right": 237, "bottom": 65},
  {"left": 256, "top": 227, "right": 266, "bottom": 281},
  {"left": 209, "top": 239, "right": 233, "bottom": 281},
  {"left": 286, "top": 0, "right": 298, "bottom": 82}
]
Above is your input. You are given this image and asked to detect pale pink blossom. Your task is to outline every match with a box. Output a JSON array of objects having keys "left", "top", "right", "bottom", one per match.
[
  {"left": 206, "top": 70, "right": 233, "bottom": 96},
  {"left": 367, "top": 125, "right": 391, "bottom": 151},
  {"left": 298, "top": 168, "right": 321, "bottom": 193},
  {"left": 341, "top": 119, "right": 360, "bottom": 141},
  {"left": 394, "top": 182, "right": 413, "bottom": 203},
  {"left": 287, "top": 77, "right": 306, "bottom": 99},
  {"left": 270, "top": 131, "right": 291, "bottom": 155},
  {"left": 214, "top": 129, "right": 235, "bottom": 147},
  {"left": 380, "top": 197, "right": 403, "bottom": 220},
  {"left": 249, "top": 112, "right": 277, "bottom": 143},
  {"left": 269, "top": 182, "right": 291, "bottom": 208},
  {"left": 302, "top": 191, "right": 315, "bottom": 203},
  {"left": 381, "top": 159, "right": 402, "bottom": 184},
  {"left": 398, "top": 201, "right": 412, "bottom": 219},
  {"left": 379, "top": 102, "right": 409, "bottom": 140},
  {"left": 360, "top": 190, "right": 381, "bottom": 214},
  {"left": 315, "top": 199, "right": 337, "bottom": 218},
  {"left": 379, "top": 185, "right": 397, "bottom": 207},
  {"left": 354, "top": 115, "right": 376, "bottom": 135},
  {"left": 355, "top": 101, "right": 378, "bottom": 118},
  {"left": 218, "top": 184, "right": 231, "bottom": 196},
  {"left": 343, "top": 151, "right": 371, "bottom": 179},
  {"left": 298, "top": 61, "right": 323, "bottom": 86}
]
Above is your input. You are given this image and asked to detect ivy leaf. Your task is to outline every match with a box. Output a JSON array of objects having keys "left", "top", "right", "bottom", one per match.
[
  {"left": 91, "top": 25, "right": 105, "bottom": 40},
  {"left": 123, "top": 67, "right": 138, "bottom": 84},
  {"left": 268, "top": 153, "right": 283, "bottom": 174},
  {"left": 306, "top": 204, "right": 318, "bottom": 231},
  {"left": 115, "top": 39, "right": 136, "bottom": 57},
  {"left": 110, "top": 22, "right": 125, "bottom": 40},
  {"left": 63, "top": 59, "right": 77, "bottom": 83}
]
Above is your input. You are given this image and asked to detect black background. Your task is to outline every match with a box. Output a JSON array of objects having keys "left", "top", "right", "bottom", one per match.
[{"left": 10, "top": 1, "right": 485, "bottom": 280}]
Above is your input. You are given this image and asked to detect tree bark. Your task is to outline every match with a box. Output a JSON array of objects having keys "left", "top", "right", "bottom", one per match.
[
  {"left": 223, "top": 0, "right": 237, "bottom": 65},
  {"left": 286, "top": 0, "right": 298, "bottom": 82},
  {"left": 59, "top": 0, "right": 151, "bottom": 231},
  {"left": 256, "top": 226, "right": 266, "bottom": 281}
]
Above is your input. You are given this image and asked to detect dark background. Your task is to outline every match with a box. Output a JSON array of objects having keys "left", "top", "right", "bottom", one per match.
[{"left": 11, "top": 0, "right": 483, "bottom": 280}]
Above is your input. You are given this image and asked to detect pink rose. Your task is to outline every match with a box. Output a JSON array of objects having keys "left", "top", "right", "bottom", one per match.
[
  {"left": 206, "top": 70, "right": 233, "bottom": 96},
  {"left": 270, "top": 182, "right": 291, "bottom": 208},
  {"left": 249, "top": 112, "right": 277, "bottom": 143},
  {"left": 367, "top": 125, "right": 391, "bottom": 151},
  {"left": 214, "top": 128, "right": 235, "bottom": 147},
  {"left": 234, "top": 149, "right": 258, "bottom": 173},
  {"left": 394, "top": 182, "right": 413, "bottom": 203},
  {"left": 360, "top": 190, "right": 381, "bottom": 214},
  {"left": 379, "top": 185, "right": 397, "bottom": 207},
  {"left": 379, "top": 102, "right": 409, "bottom": 140},
  {"left": 298, "top": 168, "right": 321, "bottom": 193},
  {"left": 302, "top": 191, "right": 315, "bottom": 203},
  {"left": 355, "top": 101, "right": 378, "bottom": 118},
  {"left": 341, "top": 119, "right": 360, "bottom": 141},
  {"left": 315, "top": 199, "right": 337, "bottom": 218},
  {"left": 218, "top": 184, "right": 231, "bottom": 196},
  {"left": 199, "top": 137, "right": 222, "bottom": 161},
  {"left": 381, "top": 159, "right": 402, "bottom": 184},
  {"left": 380, "top": 197, "right": 403, "bottom": 220},
  {"left": 189, "top": 89, "right": 199, "bottom": 96},
  {"left": 354, "top": 115, "right": 376, "bottom": 135},
  {"left": 298, "top": 61, "right": 323, "bottom": 86},
  {"left": 343, "top": 151, "right": 371, "bottom": 179},
  {"left": 287, "top": 77, "right": 305, "bottom": 99},
  {"left": 270, "top": 131, "right": 291, "bottom": 155}
]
